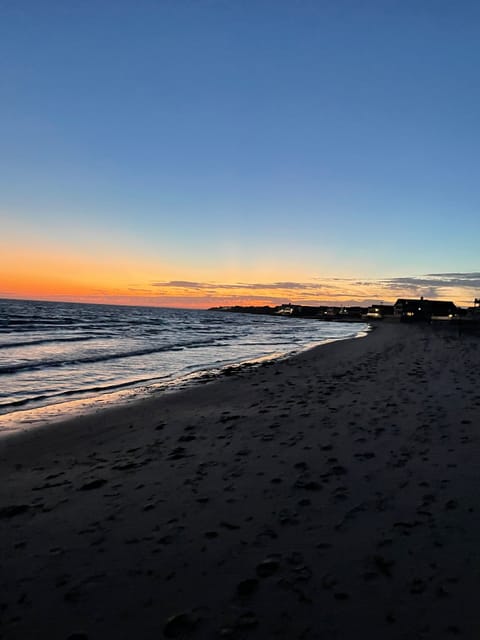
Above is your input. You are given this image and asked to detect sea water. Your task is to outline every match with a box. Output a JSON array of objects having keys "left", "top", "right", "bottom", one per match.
[{"left": 0, "top": 299, "right": 368, "bottom": 421}]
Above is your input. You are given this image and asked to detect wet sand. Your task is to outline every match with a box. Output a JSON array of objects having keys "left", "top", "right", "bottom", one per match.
[{"left": 1, "top": 321, "right": 480, "bottom": 639}]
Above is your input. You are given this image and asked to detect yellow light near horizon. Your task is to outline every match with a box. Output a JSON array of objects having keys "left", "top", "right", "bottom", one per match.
[{"left": 2, "top": 253, "right": 137, "bottom": 302}]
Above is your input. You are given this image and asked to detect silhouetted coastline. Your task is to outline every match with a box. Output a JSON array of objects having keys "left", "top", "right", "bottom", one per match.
[
  {"left": 211, "top": 297, "right": 480, "bottom": 330},
  {"left": 209, "top": 303, "right": 368, "bottom": 321}
]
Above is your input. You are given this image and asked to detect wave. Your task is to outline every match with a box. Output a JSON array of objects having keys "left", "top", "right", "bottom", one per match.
[
  {"left": 0, "top": 337, "right": 222, "bottom": 375},
  {"left": 0, "top": 395, "right": 51, "bottom": 409},
  {"left": 0, "top": 336, "right": 97, "bottom": 349},
  {"left": 0, "top": 374, "right": 170, "bottom": 411},
  {"left": 4, "top": 318, "right": 79, "bottom": 327},
  {"left": 0, "top": 300, "right": 369, "bottom": 420}
]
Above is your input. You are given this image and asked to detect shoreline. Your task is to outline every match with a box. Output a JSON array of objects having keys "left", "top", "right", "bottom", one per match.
[
  {"left": 0, "top": 325, "right": 369, "bottom": 438},
  {"left": 1, "top": 322, "right": 480, "bottom": 639},
  {"left": 1, "top": 298, "right": 368, "bottom": 429}
]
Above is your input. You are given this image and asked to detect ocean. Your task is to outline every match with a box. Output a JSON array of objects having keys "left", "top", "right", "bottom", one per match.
[{"left": 0, "top": 299, "right": 368, "bottom": 425}]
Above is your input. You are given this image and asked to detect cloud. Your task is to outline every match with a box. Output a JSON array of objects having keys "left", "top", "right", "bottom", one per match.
[
  {"left": 151, "top": 281, "right": 211, "bottom": 289},
  {"left": 237, "top": 281, "right": 335, "bottom": 291},
  {"left": 385, "top": 273, "right": 480, "bottom": 287},
  {"left": 424, "top": 273, "right": 480, "bottom": 287},
  {"left": 427, "top": 272, "right": 480, "bottom": 279},
  {"left": 386, "top": 274, "right": 477, "bottom": 298},
  {"left": 151, "top": 280, "right": 335, "bottom": 292}
]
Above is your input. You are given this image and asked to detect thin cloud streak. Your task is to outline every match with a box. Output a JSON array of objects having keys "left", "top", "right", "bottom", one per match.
[{"left": 151, "top": 281, "right": 336, "bottom": 292}]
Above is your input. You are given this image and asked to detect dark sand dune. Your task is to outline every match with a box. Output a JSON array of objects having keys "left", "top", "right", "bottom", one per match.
[{"left": 1, "top": 322, "right": 480, "bottom": 639}]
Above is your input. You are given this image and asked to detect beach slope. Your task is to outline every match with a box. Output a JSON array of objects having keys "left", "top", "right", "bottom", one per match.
[{"left": 1, "top": 322, "right": 480, "bottom": 639}]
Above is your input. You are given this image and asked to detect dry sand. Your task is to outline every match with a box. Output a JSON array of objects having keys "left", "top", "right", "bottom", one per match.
[{"left": 1, "top": 321, "right": 480, "bottom": 639}]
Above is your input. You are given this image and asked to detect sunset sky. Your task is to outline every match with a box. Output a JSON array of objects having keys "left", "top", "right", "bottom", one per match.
[{"left": 1, "top": 1, "right": 479, "bottom": 308}]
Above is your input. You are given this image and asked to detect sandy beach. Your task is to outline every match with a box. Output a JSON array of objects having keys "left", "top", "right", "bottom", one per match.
[{"left": 1, "top": 321, "right": 480, "bottom": 639}]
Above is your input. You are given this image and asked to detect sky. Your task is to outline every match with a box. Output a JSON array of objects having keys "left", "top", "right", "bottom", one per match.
[{"left": 1, "top": 0, "right": 480, "bottom": 308}]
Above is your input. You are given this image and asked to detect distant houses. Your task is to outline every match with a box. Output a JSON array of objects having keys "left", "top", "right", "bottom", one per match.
[
  {"left": 275, "top": 305, "right": 367, "bottom": 320},
  {"left": 276, "top": 304, "right": 295, "bottom": 316},
  {"left": 469, "top": 298, "right": 480, "bottom": 316},
  {"left": 365, "top": 304, "right": 395, "bottom": 319},
  {"left": 210, "top": 297, "right": 480, "bottom": 327},
  {"left": 462, "top": 298, "right": 480, "bottom": 326}
]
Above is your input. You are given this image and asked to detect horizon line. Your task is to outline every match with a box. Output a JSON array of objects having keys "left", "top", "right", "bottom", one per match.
[{"left": 0, "top": 294, "right": 472, "bottom": 310}]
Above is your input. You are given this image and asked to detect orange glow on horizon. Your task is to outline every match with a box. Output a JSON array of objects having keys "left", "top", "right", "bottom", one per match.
[
  {"left": 1, "top": 275, "right": 474, "bottom": 310},
  {"left": 1, "top": 246, "right": 475, "bottom": 309}
]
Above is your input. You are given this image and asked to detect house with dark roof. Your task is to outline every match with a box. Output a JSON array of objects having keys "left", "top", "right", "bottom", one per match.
[{"left": 394, "top": 298, "right": 457, "bottom": 322}]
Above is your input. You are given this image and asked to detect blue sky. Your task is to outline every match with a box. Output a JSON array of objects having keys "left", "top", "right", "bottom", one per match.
[{"left": 1, "top": 0, "right": 480, "bottom": 306}]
